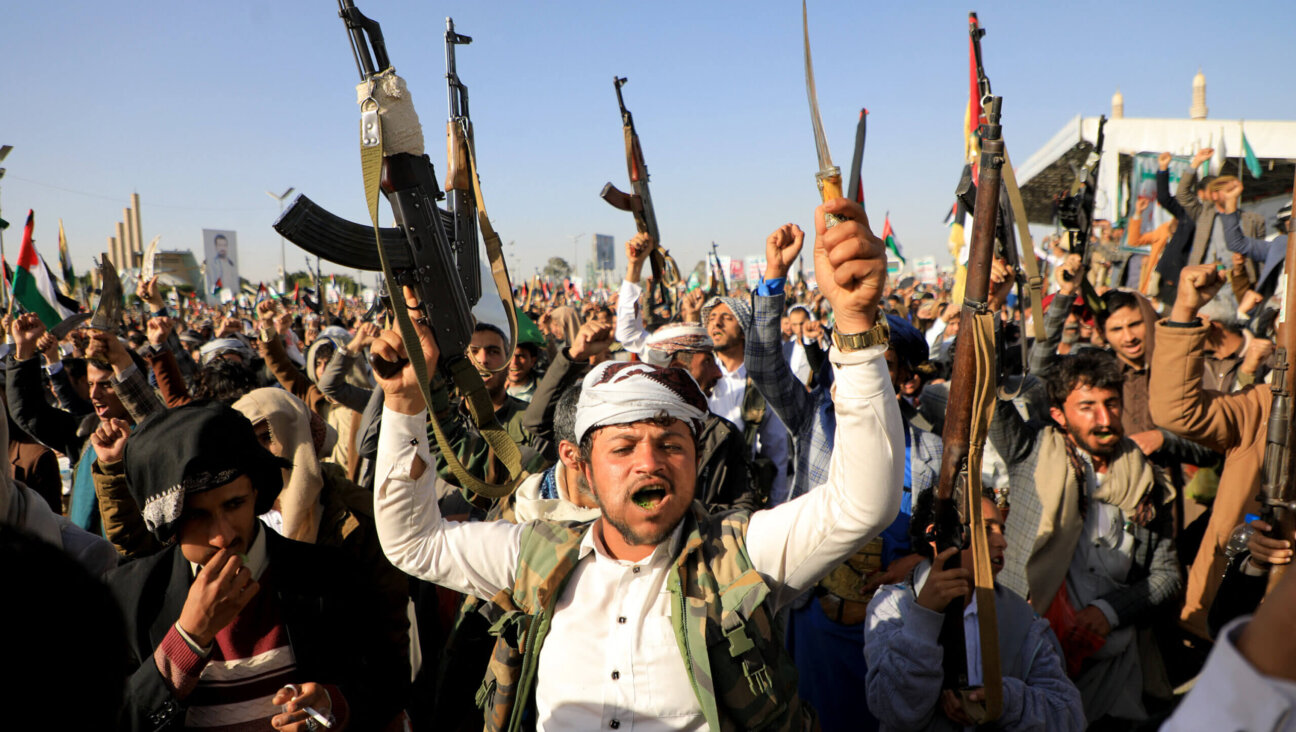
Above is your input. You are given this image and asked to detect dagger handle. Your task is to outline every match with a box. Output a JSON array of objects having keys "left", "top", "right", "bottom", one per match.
[{"left": 817, "top": 167, "right": 845, "bottom": 228}]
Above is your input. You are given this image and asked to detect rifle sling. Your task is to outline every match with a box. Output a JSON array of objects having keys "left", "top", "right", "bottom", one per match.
[
  {"left": 964, "top": 309, "right": 1004, "bottom": 722},
  {"left": 360, "top": 87, "right": 522, "bottom": 501},
  {"left": 1000, "top": 148, "right": 1046, "bottom": 345}
]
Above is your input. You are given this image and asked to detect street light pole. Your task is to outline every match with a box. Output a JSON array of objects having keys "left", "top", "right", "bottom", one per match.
[{"left": 266, "top": 187, "right": 295, "bottom": 289}]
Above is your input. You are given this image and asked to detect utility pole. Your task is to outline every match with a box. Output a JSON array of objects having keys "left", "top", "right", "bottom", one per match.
[{"left": 266, "top": 187, "right": 295, "bottom": 289}]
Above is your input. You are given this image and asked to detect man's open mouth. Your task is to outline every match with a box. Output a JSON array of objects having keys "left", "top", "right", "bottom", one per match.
[
  {"left": 990, "top": 555, "right": 1004, "bottom": 568},
  {"left": 632, "top": 485, "right": 668, "bottom": 510}
]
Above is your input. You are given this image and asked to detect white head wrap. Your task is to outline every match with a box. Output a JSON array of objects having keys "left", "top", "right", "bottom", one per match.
[
  {"left": 574, "top": 361, "right": 708, "bottom": 445},
  {"left": 642, "top": 323, "right": 714, "bottom": 367}
]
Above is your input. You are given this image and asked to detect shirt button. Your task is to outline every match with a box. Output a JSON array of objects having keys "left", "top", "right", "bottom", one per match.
[
  {"left": 612, "top": 670, "right": 620, "bottom": 680},
  {"left": 618, "top": 616, "right": 627, "bottom": 624},
  {"left": 610, "top": 720, "right": 621, "bottom": 729},
  {"left": 632, "top": 566, "right": 641, "bottom": 574}
]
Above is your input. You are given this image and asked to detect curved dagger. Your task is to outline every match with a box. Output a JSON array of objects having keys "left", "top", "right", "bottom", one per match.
[{"left": 802, "top": 0, "right": 844, "bottom": 227}]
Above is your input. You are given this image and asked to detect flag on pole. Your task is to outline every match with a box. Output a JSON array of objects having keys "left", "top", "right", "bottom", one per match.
[
  {"left": 211, "top": 278, "right": 223, "bottom": 296},
  {"left": 292, "top": 281, "right": 300, "bottom": 306},
  {"left": 12, "top": 211, "right": 75, "bottom": 327},
  {"left": 1241, "top": 126, "right": 1262, "bottom": 179},
  {"left": 881, "top": 213, "right": 906, "bottom": 264},
  {"left": 963, "top": 16, "right": 985, "bottom": 169},
  {"left": 255, "top": 283, "right": 269, "bottom": 307},
  {"left": 57, "top": 219, "right": 77, "bottom": 296}
]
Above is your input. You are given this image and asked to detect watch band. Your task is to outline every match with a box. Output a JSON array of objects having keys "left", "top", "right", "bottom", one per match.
[{"left": 831, "top": 314, "right": 890, "bottom": 352}]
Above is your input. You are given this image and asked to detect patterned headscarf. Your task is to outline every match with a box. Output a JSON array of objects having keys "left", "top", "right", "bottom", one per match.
[
  {"left": 575, "top": 361, "right": 708, "bottom": 445},
  {"left": 642, "top": 323, "right": 714, "bottom": 367},
  {"left": 701, "top": 296, "right": 752, "bottom": 336}
]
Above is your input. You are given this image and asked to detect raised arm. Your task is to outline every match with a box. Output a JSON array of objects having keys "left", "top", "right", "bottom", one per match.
[
  {"left": 1149, "top": 265, "right": 1264, "bottom": 454},
  {"left": 1218, "top": 180, "right": 1277, "bottom": 263},
  {"left": 371, "top": 287, "right": 523, "bottom": 598},
  {"left": 744, "top": 201, "right": 903, "bottom": 607},
  {"left": 614, "top": 233, "right": 654, "bottom": 355},
  {"left": 1174, "top": 150, "right": 1211, "bottom": 219},
  {"left": 746, "top": 223, "right": 817, "bottom": 437},
  {"left": 7, "top": 315, "right": 81, "bottom": 457},
  {"left": 319, "top": 332, "right": 376, "bottom": 413}
]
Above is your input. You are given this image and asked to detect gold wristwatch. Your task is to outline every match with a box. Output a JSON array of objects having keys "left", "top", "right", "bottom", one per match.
[{"left": 831, "top": 313, "right": 890, "bottom": 352}]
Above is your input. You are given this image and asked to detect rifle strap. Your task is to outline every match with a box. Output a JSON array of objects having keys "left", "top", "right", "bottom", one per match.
[
  {"left": 964, "top": 309, "right": 1004, "bottom": 722},
  {"left": 360, "top": 83, "right": 521, "bottom": 500},
  {"left": 1000, "top": 148, "right": 1046, "bottom": 344}
]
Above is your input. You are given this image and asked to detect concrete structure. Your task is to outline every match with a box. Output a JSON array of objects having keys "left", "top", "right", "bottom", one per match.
[
  {"left": 1190, "top": 69, "right": 1208, "bottom": 120},
  {"left": 1017, "top": 71, "right": 1295, "bottom": 226}
]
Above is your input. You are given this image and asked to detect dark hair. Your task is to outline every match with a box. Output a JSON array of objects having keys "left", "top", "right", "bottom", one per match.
[
  {"left": 516, "top": 341, "right": 541, "bottom": 359},
  {"left": 578, "top": 415, "right": 699, "bottom": 463},
  {"left": 473, "top": 322, "right": 507, "bottom": 346},
  {"left": 193, "top": 360, "right": 260, "bottom": 404},
  {"left": 1043, "top": 350, "right": 1124, "bottom": 409},
  {"left": 63, "top": 357, "right": 87, "bottom": 382},
  {"left": 554, "top": 382, "right": 582, "bottom": 445},
  {"left": 1096, "top": 290, "right": 1141, "bottom": 333}
]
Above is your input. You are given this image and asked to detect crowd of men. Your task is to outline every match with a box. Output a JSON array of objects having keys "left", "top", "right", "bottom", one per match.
[{"left": 3, "top": 166, "right": 1296, "bottom": 731}]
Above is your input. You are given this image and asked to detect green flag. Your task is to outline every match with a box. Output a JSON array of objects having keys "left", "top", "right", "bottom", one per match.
[
  {"left": 514, "top": 305, "right": 545, "bottom": 345},
  {"left": 1241, "top": 128, "right": 1262, "bottom": 179}
]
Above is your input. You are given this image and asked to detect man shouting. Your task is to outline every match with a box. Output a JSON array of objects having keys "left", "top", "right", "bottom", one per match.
[{"left": 373, "top": 199, "right": 904, "bottom": 731}]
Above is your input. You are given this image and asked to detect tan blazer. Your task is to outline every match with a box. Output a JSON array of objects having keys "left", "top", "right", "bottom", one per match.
[{"left": 1148, "top": 320, "right": 1270, "bottom": 638}]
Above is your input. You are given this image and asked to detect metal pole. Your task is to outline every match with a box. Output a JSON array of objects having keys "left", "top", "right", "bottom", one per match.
[
  {"left": 266, "top": 187, "right": 295, "bottom": 289},
  {"left": 0, "top": 145, "right": 12, "bottom": 309}
]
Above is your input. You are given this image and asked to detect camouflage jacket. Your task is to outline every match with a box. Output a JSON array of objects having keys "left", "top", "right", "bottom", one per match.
[{"left": 477, "top": 503, "right": 816, "bottom": 732}]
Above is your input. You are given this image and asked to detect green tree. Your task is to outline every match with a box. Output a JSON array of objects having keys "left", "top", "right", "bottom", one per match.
[{"left": 543, "top": 257, "right": 572, "bottom": 282}]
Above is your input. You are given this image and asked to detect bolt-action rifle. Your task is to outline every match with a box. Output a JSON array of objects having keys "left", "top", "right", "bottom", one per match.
[{"left": 930, "top": 94, "right": 1007, "bottom": 726}]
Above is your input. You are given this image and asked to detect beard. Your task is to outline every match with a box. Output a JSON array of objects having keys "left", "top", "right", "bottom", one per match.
[{"left": 595, "top": 477, "right": 687, "bottom": 547}]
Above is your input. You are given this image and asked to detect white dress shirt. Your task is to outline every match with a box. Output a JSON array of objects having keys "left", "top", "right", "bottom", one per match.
[
  {"left": 709, "top": 358, "right": 791, "bottom": 504},
  {"left": 374, "top": 344, "right": 903, "bottom": 731}
]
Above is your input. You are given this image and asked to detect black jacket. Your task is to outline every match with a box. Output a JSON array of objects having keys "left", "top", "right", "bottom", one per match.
[{"left": 107, "top": 528, "right": 408, "bottom": 731}]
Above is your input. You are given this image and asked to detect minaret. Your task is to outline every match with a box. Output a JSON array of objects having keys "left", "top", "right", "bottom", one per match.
[
  {"left": 1190, "top": 69, "right": 1208, "bottom": 120},
  {"left": 1111, "top": 88, "right": 1124, "bottom": 120}
]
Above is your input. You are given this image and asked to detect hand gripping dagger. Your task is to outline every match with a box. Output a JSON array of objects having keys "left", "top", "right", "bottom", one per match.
[{"left": 802, "top": 0, "right": 844, "bottom": 228}]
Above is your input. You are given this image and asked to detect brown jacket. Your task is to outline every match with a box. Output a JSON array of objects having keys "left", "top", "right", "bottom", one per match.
[{"left": 1148, "top": 320, "right": 1270, "bottom": 638}]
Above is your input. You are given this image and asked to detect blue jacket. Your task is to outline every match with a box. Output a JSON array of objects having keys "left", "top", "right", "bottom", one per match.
[
  {"left": 864, "top": 560, "right": 1085, "bottom": 732},
  {"left": 1221, "top": 210, "right": 1288, "bottom": 297}
]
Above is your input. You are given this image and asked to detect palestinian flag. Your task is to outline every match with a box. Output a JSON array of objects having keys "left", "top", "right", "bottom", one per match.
[
  {"left": 292, "top": 281, "right": 301, "bottom": 306},
  {"left": 880, "top": 214, "right": 906, "bottom": 264},
  {"left": 255, "top": 283, "right": 269, "bottom": 307},
  {"left": 12, "top": 211, "right": 75, "bottom": 328},
  {"left": 211, "top": 278, "right": 223, "bottom": 296},
  {"left": 964, "top": 13, "right": 985, "bottom": 171}
]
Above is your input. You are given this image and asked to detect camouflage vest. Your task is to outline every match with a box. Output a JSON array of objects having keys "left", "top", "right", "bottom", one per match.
[{"left": 476, "top": 504, "right": 815, "bottom": 732}]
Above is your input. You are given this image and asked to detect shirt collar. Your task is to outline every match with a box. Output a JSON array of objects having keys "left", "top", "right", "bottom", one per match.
[
  {"left": 579, "top": 516, "right": 687, "bottom": 568},
  {"left": 189, "top": 521, "right": 270, "bottom": 580}
]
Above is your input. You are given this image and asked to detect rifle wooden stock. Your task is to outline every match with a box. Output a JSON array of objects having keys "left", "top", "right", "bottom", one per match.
[
  {"left": 932, "top": 95, "right": 1005, "bottom": 722},
  {"left": 445, "top": 120, "right": 472, "bottom": 192}
]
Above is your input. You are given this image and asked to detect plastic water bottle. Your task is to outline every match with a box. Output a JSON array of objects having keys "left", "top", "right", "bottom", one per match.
[{"left": 1224, "top": 513, "right": 1262, "bottom": 559}]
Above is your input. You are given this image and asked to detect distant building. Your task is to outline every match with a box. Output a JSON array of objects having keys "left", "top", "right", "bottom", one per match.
[{"left": 593, "top": 234, "right": 616, "bottom": 283}]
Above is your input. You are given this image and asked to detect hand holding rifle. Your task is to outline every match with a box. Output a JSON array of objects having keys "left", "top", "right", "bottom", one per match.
[
  {"left": 1055, "top": 254, "right": 1082, "bottom": 297},
  {"left": 372, "top": 286, "right": 441, "bottom": 418},
  {"left": 625, "top": 233, "right": 652, "bottom": 284}
]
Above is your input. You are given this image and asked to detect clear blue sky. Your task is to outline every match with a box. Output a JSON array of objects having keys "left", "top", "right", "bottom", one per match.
[{"left": 3, "top": 0, "right": 1292, "bottom": 287}]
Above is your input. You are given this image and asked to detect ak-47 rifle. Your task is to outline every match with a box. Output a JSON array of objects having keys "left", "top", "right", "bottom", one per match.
[
  {"left": 1258, "top": 168, "right": 1296, "bottom": 587},
  {"left": 931, "top": 95, "right": 1007, "bottom": 725},
  {"left": 273, "top": 1, "right": 522, "bottom": 499},
  {"left": 444, "top": 17, "right": 481, "bottom": 305},
  {"left": 1055, "top": 115, "right": 1108, "bottom": 315},
  {"left": 601, "top": 77, "right": 681, "bottom": 311},
  {"left": 708, "top": 242, "right": 728, "bottom": 297}
]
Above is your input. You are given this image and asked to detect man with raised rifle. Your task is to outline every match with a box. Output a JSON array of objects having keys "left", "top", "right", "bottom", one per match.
[{"left": 373, "top": 198, "right": 903, "bottom": 731}]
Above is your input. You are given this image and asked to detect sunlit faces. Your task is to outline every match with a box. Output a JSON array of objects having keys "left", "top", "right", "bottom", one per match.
[
  {"left": 582, "top": 418, "right": 697, "bottom": 551},
  {"left": 87, "top": 362, "right": 128, "bottom": 421},
  {"left": 1050, "top": 383, "right": 1123, "bottom": 457},
  {"left": 176, "top": 475, "right": 259, "bottom": 567},
  {"left": 1102, "top": 305, "right": 1146, "bottom": 366},
  {"left": 706, "top": 304, "right": 743, "bottom": 351}
]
